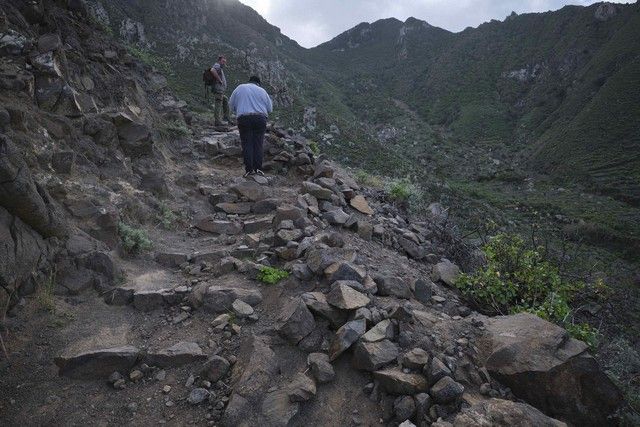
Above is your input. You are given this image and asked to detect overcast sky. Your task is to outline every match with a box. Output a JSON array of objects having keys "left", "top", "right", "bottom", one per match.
[{"left": 238, "top": 0, "right": 631, "bottom": 48}]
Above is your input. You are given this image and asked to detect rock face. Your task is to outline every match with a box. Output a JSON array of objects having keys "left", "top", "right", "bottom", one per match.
[
  {"left": 55, "top": 346, "right": 140, "bottom": 379},
  {"left": 453, "top": 399, "right": 567, "bottom": 427},
  {"left": 478, "top": 313, "right": 622, "bottom": 426}
]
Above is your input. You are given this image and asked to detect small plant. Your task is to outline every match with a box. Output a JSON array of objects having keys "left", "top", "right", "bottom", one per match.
[
  {"left": 354, "top": 170, "right": 384, "bottom": 188},
  {"left": 455, "top": 233, "right": 598, "bottom": 346},
  {"left": 162, "top": 120, "right": 190, "bottom": 137},
  {"left": 36, "top": 269, "right": 57, "bottom": 313},
  {"left": 388, "top": 178, "right": 415, "bottom": 201},
  {"left": 119, "top": 222, "right": 153, "bottom": 255},
  {"left": 309, "top": 141, "right": 320, "bottom": 156},
  {"left": 157, "top": 203, "right": 177, "bottom": 230},
  {"left": 257, "top": 266, "right": 290, "bottom": 285}
]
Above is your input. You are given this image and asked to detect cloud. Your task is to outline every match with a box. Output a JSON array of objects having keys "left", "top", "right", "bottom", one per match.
[{"left": 239, "top": 0, "right": 632, "bottom": 47}]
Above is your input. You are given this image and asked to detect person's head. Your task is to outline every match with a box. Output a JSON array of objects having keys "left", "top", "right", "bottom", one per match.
[
  {"left": 249, "top": 76, "right": 261, "bottom": 86},
  {"left": 218, "top": 55, "right": 226, "bottom": 66}
]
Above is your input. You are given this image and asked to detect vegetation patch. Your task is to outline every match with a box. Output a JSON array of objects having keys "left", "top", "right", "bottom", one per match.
[
  {"left": 257, "top": 266, "right": 290, "bottom": 285},
  {"left": 455, "top": 233, "right": 600, "bottom": 347},
  {"left": 119, "top": 222, "right": 153, "bottom": 255},
  {"left": 157, "top": 203, "right": 177, "bottom": 230},
  {"left": 36, "top": 269, "right": 57, "bottom": 313}
]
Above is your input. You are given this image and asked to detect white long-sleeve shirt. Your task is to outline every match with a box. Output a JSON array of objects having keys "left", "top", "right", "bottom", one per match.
[{"left": 229, "top": 83, "right": 273, "bottom": 118}]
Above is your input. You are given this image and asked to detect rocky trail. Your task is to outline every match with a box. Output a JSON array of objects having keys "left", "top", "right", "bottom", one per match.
[
  {"left": 1, "top": 121, "right": 623, "bottom": 426},
  {"left": 0, "top": 1, "right": 625, "bottom": 426}
]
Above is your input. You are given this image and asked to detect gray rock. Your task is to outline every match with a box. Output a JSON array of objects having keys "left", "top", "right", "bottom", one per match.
[
  {"left": 373, "top": 368, "right": 429, "bottom": 395},
  {"left": 203, "top": 285, "right": 262, "bottom": 313},
  {"left": 431, "top": 260, "right": 460, "bottom": 286},
  {"left": 415, "top": 393, "right": 432, "bottom": 423},
  {"left": 277, "top": 298, "right": 316, "bottom": 344},
  {"left": 199, "top": 355, "right": 231, "bottom": 382},
  {"left": 243, "top": 217, "right": 273, "bottom": 233},
  {"left": 252, "top": 198, "right": 279, "bottom": 214},
  {"left": 375, "top": 275, "right": 412, "bottom": 299},
  {"left": 215, "top": 202, "right": 253, "bottom": 215},
  {"left": 430, "top": 376, "right": 464, "bottom": 404},
  {"left": 323, "top": 208, "right": 350, "bottom": 225},
  {"left": 144, "top": 342, "right": 207, "bottom": 367},
  {"left": 232, "top": 299, "right": 255, "bottom": 317},
  {"left": 51, "top": 151, "right": 75, "bottom": 174},
  {"left": 454, "top": 399, "right": 567, "bottom": 427},
  {"left": 394, "top": 395, "right": 416, "bottom": 422},
  {"left": 302, "top": 181, "right": 333, "bottom": 200},
  {"left": 133, "top": 290, "right": 166, "bottom": 312},
  {"left": 401, "top": 348, "right": 430, "bottom": 370},
  {"left": 301, "top": 292, "right": 347, "bottom": 328},
  {"left": 479, "top": 313, "right": 622, "bottom": 426},
  {"left": 328, "top": 318, "right": 366, "bottom": 361},
  {"left": 195, "top": 217, "right": 242, "bottom": 235},
  {"left": 307, "top": 352, "right": 335, "bottom": 383},
  {"left": 261, "top": 389, "right": 300, "bottom": 426},
  {"left": 188, "top": 388, "right": 209, "bottom": 405},
  {"left": 362, "top": 319, "right": 395, "bottom": 343},
  {"left": 352, "top": 340, "right": 399, "bottom": 371},
  {"left": 230, "top": 180, "right": 268, "bottom": 201},
  {"left": 55, "top": 346, "right": 140, "bottom": 379},
  {"left": 326, "top": 283, "right": 370, "bottom": 310},
  {"left": 413, "top": 279, "right": 434, "bottom": 304},
  {"left": 325, "top": 261, "right": 366, "bottom": 283},
  {"left": 287, "top": 373, "right": 316, "bottom": 402},
  {"left": 155, "top": 251, "right": 189, "bottom": 268},
  {"left": 427, "top": 357, "right": 452, "bottom": 385}
]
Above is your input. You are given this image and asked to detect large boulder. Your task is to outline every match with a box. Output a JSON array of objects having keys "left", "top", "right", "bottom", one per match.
[
  {"left": 453, "top": 399, "right": 567, "bottom": 427},
  {"left": 478, "top": 313, "right": 622, "bottom": 426},
  {"left": 54, "top": 346, "right": 140, "bottom": 379}
]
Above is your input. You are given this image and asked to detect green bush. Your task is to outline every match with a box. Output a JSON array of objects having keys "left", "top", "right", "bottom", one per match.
[
  {"left": 388, "top": 178, "right": 416, "bottom": 201},
  {"left": 257, "top": 266, "right": 290, "bottom": 285},
  {"left": 455, "top": 233, "right": 598, "bottom": 346},
  {"left": 157, "top": 203, "right": 177, "bottom": 230},
  {"left": 119, "top": 222, "right": 153, "bottom": 255},
  {"left": 309, "top": 141, "right": 320, "bottom": 156}
]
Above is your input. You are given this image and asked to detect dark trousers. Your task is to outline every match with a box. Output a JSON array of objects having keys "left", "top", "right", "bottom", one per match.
[{"left": 238, "top": 114, "right": 267, "bottom": 173}]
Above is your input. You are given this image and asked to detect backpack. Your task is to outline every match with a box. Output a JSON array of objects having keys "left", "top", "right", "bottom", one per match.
[
  {"left": 203, "top": 68, "right": 216, "bottom": 100},
  {"left": 202, "top": 68, "right": 216, "bottom": 87}
]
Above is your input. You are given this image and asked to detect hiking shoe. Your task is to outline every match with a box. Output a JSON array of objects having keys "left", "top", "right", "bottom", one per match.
[
  {"left": 243, "top": 171, "right": 253, "bottom": 178},
  {"left": 254, "top": 169, "right": 265, "bottom": 177}
]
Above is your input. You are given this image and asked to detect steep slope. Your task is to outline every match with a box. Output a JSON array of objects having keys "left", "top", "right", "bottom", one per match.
[{"left": 308, "top": 3, "right": 640, "bottom": 204}]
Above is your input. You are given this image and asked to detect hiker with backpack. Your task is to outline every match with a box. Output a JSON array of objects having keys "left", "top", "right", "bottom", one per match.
[
  {"left": 229, "top": 76, "right": 273, "bottom": 178},
  {"left": 207, "top": 55, "right": 233, "bottom": 129}
]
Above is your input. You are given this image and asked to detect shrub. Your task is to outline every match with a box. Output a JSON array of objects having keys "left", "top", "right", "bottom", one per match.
[
  {"left": 162, "top": 120, "right": 190, "bottom": 137},
  {"left": 388, "top": 178, "right": 417, "bottom": 202},
  {"left": 119, "top": 222, "right": 153, "bottom": 254},
  {"left": 257, "top": 266, "right": 289, "bottom": 285},
  {"left": 455, "top": 233, "right": 598, "bottom": 346},
  {"left": 309, "top": 141, "right": 320, "bottom": 156},
  {"left": 354, "top": 170, "right": 383, "bottom": 188},
  {"left": 157, "top": 203, "right": 177, "bottom": 230}
]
